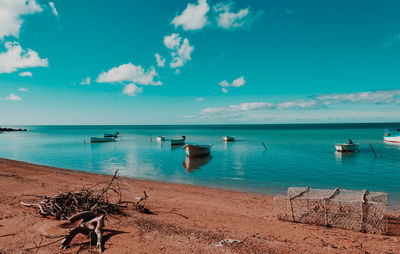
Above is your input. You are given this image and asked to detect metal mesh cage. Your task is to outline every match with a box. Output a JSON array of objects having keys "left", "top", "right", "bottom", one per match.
[{"left": 273, "top": 187, "right": 388, "bottom": 234}]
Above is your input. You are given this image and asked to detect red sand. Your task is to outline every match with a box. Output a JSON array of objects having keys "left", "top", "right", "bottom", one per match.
[{"left": 0, "top": 158, "right": 399, "bottom": 253}]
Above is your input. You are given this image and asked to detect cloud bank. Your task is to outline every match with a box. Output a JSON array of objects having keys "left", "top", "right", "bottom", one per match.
[{"left": 198, "top": 89, "right": 400, "bottom": 119}]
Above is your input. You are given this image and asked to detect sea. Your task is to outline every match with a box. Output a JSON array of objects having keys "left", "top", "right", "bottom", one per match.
[{"left": 1, "top": 123, "right": 400, "bottom": 206}]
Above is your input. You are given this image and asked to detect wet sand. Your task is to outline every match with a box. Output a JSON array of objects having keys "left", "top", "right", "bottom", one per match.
[{"left": 0, "top": 158, "right": 399, "bottom": 253}]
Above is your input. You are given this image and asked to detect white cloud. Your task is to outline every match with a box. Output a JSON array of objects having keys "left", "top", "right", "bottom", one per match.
[
  {"left": 219, "top": 76, "right": 245, "bottom": 93},
  {"left": 163, "top": 33, "right": 194, "bottom": 68},
  {"left": 195, "top": 97, "right": 205, "bottom": 101},
  {"left": 164, "top": 33, "right": 181, "bottom": 49},
  {"left": 0, "top": 41, "right": 48, "bottom": 73},
  {"left": 219, "top": 76, "right": 245, "bottom": 87},
  {"left": 154, "top": 53, "right": 165, "bottom": 67},
  {"left": 214, "top": 3, "right": 249, "bottom": 29},
  {"left": 80, "top": 77, "right": 91, "bottom": 85},
  {"left": 96, "top": 63, "right": 162, "bottom": 85},
  {"left": 18, "top": 87, "right": 28, "bottom": 92},
  {"left": 19, "top": 71, "right": 32, "bottom": 77},
  {"left": 49, "top": 2, "right": 58, "bottom": 16},
  {"left": 0, "top": 0, "right": 43, "bottom": 39},
  {"left": 172, "top": 0, "right": 209, "bottom": 31},
  {"left": 123, "top": 83, "right": 143, "bottom": 96},
  {"left": 5, "top": 93, "right": 22, "bottom": 101}
]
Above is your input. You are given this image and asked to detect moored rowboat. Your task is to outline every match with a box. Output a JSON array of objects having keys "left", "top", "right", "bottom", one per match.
[
  {"left": 223, "top": 136, "right": 235, "bottom": 142},
  {"left": 183, "top": 144, "right": 212, "bottom": 158},
  {"left": 334, "top": 140, "right": 359, "bottom": 152},
  {"left": 171, "top": 136, "right": 186, "bottom": 146}
]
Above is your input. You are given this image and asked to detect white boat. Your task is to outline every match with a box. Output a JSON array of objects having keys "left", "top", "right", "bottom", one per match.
[
  {"left": 171, "top": 136, "right": 186, "bottom": 146},
  {"left": 91, "top": 137, "right": 115, "bottom": 143},
  {"left": 156, "top": 135, "right": 165, "bottom": 142},
  {"left": 334, "top": 140, "right": 359, "bottom": 152},
  {"left": 183, "top": 144, "right": 212, "bottom": 158},
  {"left": 223, "top": 136, "right": 235, "bottom": 142},
  {"left": 384, "top": 128, "right": 400, "bottom": 143}
]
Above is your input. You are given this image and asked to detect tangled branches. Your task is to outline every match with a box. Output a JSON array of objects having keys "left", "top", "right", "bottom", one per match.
[{"left": 20, "top": 170, "right": 151, "bottom": 252}]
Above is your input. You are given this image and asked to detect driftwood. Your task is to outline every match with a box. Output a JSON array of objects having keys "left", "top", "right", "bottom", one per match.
[
  {"left": 20, "top": 170, "right": 151, "bottom": 252},
  {"left": 60, "top": 212, "right": 105, "bottom": 252}
]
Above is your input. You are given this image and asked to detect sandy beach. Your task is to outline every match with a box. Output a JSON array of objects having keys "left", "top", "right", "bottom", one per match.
[{"left": 0, "top": 158, "right": 399, "bottom": 253}]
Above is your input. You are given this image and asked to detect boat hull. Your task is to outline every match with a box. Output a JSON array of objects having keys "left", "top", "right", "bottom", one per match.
[
  {"left": 183, "top": 144, "right": 212, "bottom": 158},
  {"left": 171, "top": 139, "right": 185, "bottom": 145},
  {"left": 384, "top": 135, "right": 400, "bottom": 143},
  {"left": 91, "top": 137, "right": 115, "bottom": 143},
  {"left": 334, "top": 144, "right": 358, "bottom": 152}
]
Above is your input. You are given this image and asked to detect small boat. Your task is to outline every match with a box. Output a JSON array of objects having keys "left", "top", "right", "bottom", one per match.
[
  {"left": 104, "top": 132, "right": 119, "bottom": 138},
  {"left": 183, "top": 144, "right": 212, "bottom": 158},
  {"left": 171, "top": 136, "right": 186, "bottom": 146},
  {"left": 91, "top": 137, "right": 115, "bottom": 143},
  {"left": 334, "top": 139, "right": 359, "bottom": 152},
  {"left": 223, "top": 136, "right": 235, "bottom": 142},
  {"left": 384, "top": 128, "right": 400, "bottom": 143},
  {"left": 156, "top": 135, "right": 165, "bottom": 142}
]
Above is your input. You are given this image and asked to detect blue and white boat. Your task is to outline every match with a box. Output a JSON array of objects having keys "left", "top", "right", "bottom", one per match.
[
  {"left": 104, "top": 132, "right": 119, "bottom": 138},
  {"left": 171, "top": 136, "right": 186, "bottom": 146},
  {"left": 384, "top": 128, "right": 400, "bottom": 143}
]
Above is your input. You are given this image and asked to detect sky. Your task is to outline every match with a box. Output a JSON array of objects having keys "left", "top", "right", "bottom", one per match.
[{"left": 1, "top": 0, "right": 400, "bottom": 125}]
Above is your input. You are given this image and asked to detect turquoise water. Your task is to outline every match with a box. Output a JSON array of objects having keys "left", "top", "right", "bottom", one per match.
[{"left": 1, "top": 124, "right": 400, "bottom": 205}]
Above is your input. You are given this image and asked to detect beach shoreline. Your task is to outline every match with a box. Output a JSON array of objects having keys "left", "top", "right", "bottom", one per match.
[{"left": 0, "top": 158, "right": 399, "bottom": 253}]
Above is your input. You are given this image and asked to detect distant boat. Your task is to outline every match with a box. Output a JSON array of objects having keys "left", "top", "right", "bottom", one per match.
[
  {"left": 384, "top": 128, "right": 400, "bottom": 143},
  {"left": 223, "top": 136, "right": 235, "bottom": 142},
  {"left": 183, "top": 144, "right": 212, "bottom": 158},
  {"left": 104, "top": 132, "right": 119, "bottom": 138},
  {"left": 335, "top": 139, "right": 359, "bottom": 152},
  {"left": 156, "top": 135, "right": 165, "bottom": 142},
  {"left": 91, "top": 137, "right": 115, "bottom": 143},
  {"left": 171, "top": 136, "right": 186, "bottom": 146}
]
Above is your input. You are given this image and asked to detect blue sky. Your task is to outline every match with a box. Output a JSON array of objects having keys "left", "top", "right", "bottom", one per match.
[{"left": 1, "top": 0, "right": 400, "bottom": 124}]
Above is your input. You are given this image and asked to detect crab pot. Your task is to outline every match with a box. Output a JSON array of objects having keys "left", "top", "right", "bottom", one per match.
[{"left": 273, "top": 187, "right": 388, "bottom": 234}]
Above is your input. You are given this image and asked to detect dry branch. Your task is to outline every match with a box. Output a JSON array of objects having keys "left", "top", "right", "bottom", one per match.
[{"left": 21, "top": 171, "right": 151, "bottom": 252}]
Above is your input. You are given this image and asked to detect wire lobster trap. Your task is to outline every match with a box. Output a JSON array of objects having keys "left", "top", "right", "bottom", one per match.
[{"left": 273, "top": 187, "right": 388, "bottom": 234}]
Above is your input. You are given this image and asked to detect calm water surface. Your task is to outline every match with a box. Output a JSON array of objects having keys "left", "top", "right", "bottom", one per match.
[{"left": 1, "top": 124, "right": 400, "bottom": 205}]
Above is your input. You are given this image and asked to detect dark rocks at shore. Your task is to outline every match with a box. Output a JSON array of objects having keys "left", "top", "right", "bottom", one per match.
[{"left": 0, "top": 128, "right": 28, "bottom": 132}]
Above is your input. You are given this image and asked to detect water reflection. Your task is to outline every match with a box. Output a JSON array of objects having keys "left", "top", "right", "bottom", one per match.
[
  {"left": 182, "top": 155, "right": 212, "bottom": 172},
  {"left": 334, "top": 151, "right": 357, "bottom": 163},
  {"left": 384, "top": 141, "right": 400, "bottom": 150}
]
